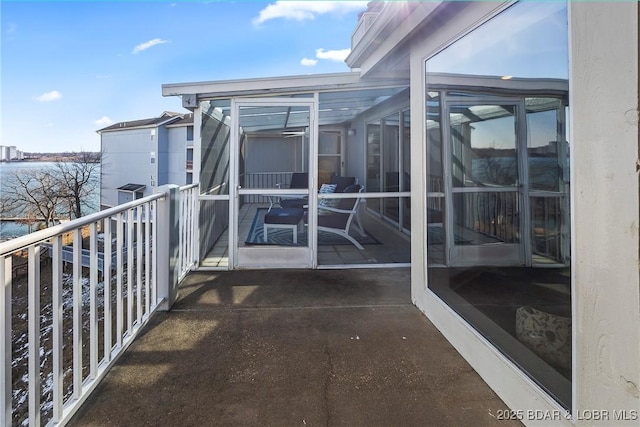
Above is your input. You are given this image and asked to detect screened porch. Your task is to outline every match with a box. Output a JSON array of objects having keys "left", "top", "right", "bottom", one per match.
[{"left": 178, "top": 74, "right": 414, "bottom": 269}]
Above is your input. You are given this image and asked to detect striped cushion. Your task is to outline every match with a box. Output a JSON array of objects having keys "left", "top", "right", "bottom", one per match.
[{"left": 318, "top": 183, "right": 338, "bottom": 214}]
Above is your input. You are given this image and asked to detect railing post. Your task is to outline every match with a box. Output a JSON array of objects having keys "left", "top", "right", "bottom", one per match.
[{"left": 156, "top": 184, "right": 180, "bottom": 311}]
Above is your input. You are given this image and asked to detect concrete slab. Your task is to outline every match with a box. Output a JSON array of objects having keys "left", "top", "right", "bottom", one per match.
[{"left": 69, "top": 268, "right": 520, "bottom": 426}]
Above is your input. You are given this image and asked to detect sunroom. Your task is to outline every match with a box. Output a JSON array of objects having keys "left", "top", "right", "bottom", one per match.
[
  {"left": 163, "top": 73, "right": 414, "bottom": 270},
  {"left": 164, "top": 66, "right": 572, "bottom": 402}
]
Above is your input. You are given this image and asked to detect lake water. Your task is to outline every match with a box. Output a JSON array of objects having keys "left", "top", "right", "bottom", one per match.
[{"left": 0, "top": 161, "right": 100, "bottom": 241}]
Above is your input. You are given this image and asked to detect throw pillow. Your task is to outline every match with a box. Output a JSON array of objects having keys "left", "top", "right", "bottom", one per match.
[{"left": 318, "top": 183, "right": 338, "bottom": 214}]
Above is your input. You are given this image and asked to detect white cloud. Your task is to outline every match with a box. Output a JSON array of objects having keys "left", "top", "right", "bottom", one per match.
[
  {"left": 253, "top": 1, "right": 368, "bottom": 25},
  {"left": 33, "top": 90, "right": 62, "bottom": 102},
  {"left": 95, "top": 116, "right": 114, "bottom": 127},
  {"left": 132, "top": 38, "right": 169, "bottom": 54},
  {"left": 301, "top": 58, "right": 318, "bottom": 67},
  {"left": 315, "top": 48, "right": 350, "bottom": 62}
]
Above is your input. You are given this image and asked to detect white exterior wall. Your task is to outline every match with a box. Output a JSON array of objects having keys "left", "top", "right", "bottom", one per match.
[
  {"left": 570, "top": 2, "right": 640, "bottom": 422},
  {"left": 165, "top": 127, "right": 188, "bottom": 186},
  {"left": 408, "top": 2, "right": 640, "bottom": 425},
  {"left": 100, "top": 127, "right": 158, "bottom": 207}
]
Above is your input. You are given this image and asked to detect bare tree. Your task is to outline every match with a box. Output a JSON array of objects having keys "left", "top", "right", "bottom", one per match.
[
  {"left": 54, "top": 152, "right": 101, "bottom": 219},
  {"left": 2, "top": 168, "right": 65, "bottom": 228}
]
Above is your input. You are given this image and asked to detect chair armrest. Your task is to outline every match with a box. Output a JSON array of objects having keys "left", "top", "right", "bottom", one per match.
[{"left": 317, "top": 206, "right": 354, "bottom": 214}]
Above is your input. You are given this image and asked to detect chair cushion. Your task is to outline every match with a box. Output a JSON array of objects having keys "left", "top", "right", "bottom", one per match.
[
  {"left": 264, "top": 208, "right": 304, "bottom": 224},
  {"left": 330, "top": 176, "right": 356, "bottom": 193},
  {"left": 280, "top": 198, "right": 307, "bottom": 209},
  {"left": 317, "top": 212, "right": 348, "bottom": 229},
  {"left": 337, "top": 184, "right": 362, "bottom": 210},
  {"left": 289, "top": 173, "right": 308, "bottom": 189},
  {"left": 342, "top": 184, "right": 361, "bottom": 193}
]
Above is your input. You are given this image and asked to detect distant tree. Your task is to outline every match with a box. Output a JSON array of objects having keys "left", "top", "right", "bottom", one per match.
[
  {"left": 15, "top": 210, "right": 37, "bottom": 233},
  {"left": 2, "top": 168, "right": 65, "bottom": 228},
  {"left": 2, "top": 151, "right": 101, "bottom": 229},
  {"left": 54, "top": 151, "right": 101, "bottom": 219}
]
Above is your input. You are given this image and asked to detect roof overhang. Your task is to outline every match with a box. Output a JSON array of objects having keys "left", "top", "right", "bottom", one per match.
[
  {"left": 427, "top": 73, "right": 569, "bottom": 97},
  {"left": 346, "top": 2, "right": 513, "bottom": 79},
  {"left": 97, "top": 115, "right": 182, "bottom": 134},
  {"left": 346, "top": 2, "right": 443, "bottom": 78},
  {"left": 162, "top": 72, "right": 409, "bottom": 101},
  {"left": 117, "top": 184, "right": 146, "bottom": 192}
]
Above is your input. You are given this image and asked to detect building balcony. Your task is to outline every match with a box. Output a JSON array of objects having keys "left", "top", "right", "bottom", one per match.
[
  {"left": 68, "top": 268, "right": 515, "bottom": 426},
  {"left": 351, "top": 11, "right": 380, "bottom": 48},
  {"left": 186, "top": 160, "right": 193, "bottom": 171},
  {"left": 2, "top": 182, "right": 513, "bottom": 426}
]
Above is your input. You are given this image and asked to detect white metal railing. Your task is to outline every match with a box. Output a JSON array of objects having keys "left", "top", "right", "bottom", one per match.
[
  {"left": 0, "top": 183, "right": 199, "bottom": 426},
  {"left": 177, "top": 184, "right": 199, "bottom": 281}
]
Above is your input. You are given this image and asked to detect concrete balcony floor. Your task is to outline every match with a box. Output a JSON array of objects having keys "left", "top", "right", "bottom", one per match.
[{"left": 70, "top": 268, "right": 520, "bottom": 426}]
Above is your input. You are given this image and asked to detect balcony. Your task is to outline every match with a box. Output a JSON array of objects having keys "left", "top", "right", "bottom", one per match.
[
  {"left": 185, "top": 160, "right": 193, "bottom": 171},
  {"left": 69, "top": 268, "right": 516, "bottom": 426},
  {"left": 2, "top": 183, "right": 513, "bottom": 426},
  {"left": 1, "top": 184, "right": 198, "bottom": 426}
]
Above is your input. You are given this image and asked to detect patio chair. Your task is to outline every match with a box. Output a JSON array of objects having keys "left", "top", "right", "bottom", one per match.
[
  {"left": 277, "top": 172, "right": 308, "bottom": 190},
  {"left": 305, "top": 184, "right": 365, "bottom": 250},
  {"left": 330, "top": 175, "right": 356, "bottom": 193},
  {"left": 271, "top": 172, "right": 308, "bottom": 210},
  {"left": 280, "top": 175, "right": 357, "bottom": 209}
]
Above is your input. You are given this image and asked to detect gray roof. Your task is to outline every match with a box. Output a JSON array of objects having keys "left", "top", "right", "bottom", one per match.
[
  {"left": 165, "top": 113, "right": 194, "bottom": 127},
  {"left": 117, "top": 183, "right": 146, "bottom": 192},
  {"left": 97, "top": 111, "right": 186, "bottom": 133}
]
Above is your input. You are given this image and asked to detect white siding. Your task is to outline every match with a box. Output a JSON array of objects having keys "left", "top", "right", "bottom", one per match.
[
  {"left": 101, "top": 128, "right": 157, "bottom": 207},
  {"left": 570, "top": 2, "right": 640, "bottom": 420},
  {"left": 165, "top": 127, "right": 188, "bottom": 185}
]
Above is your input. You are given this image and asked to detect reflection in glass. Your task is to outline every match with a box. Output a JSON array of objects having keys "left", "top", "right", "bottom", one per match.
[
  {"left": 425, "top": 1, "right": 571, "bottom": 409},
  {"left": 450, "top": 104, "right": 517, "bottom": 187},
  {"left": 527, "top": 98, "right": 564, "bottom": 192},
  {"left": 366, "top": 122, "right": 381, "bottom": 194},
  {"left": 428, "top": 2, "right": 568, "bottom": 79},
  {"left": 427, "top": 92, "right": 444, "bottom": 193}
]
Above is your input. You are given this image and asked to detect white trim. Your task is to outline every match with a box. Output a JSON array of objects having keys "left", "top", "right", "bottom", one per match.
[{"left": 162, "top": 72, "right": 409, "bottom": 100}]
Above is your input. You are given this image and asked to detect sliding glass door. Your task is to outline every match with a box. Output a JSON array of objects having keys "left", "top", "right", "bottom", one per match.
[{"left": 444, "top": 99, "right": 525, "bottom": 266}]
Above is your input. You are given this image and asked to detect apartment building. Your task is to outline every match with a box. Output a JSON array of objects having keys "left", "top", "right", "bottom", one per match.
[{"left": 97, "top": 111, "right": 194, "bottom": 209}]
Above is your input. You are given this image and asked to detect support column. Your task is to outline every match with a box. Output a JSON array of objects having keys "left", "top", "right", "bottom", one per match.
[
  {"left": 570, "top": 2, "right": 640, "bottom": 422},
  {"left": 156, "top": 184, "right": 180, "bottom": 311}
]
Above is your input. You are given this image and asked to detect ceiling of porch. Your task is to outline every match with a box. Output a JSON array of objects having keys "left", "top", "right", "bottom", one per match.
[{"left": 204, "top": 86, "right": 407, "bottom": 132}]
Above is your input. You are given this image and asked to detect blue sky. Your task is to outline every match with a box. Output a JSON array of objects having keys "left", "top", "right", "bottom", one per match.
[{"left": 1, "top": 1, "right": 368, "bottom": 153}]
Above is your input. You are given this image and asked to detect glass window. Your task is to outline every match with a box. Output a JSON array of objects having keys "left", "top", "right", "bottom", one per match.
[
  {"left": 318, "top": 129, "right": 342, "bottom": 185},
  {"left": 200, "top": 101, "right": 231, "bottom": 195},
  {"left": 366, "top": 121, "right": 381, "bottom": 194},
  {"left": 425, "top": 1, "right": 571, "bottom": 409}
]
